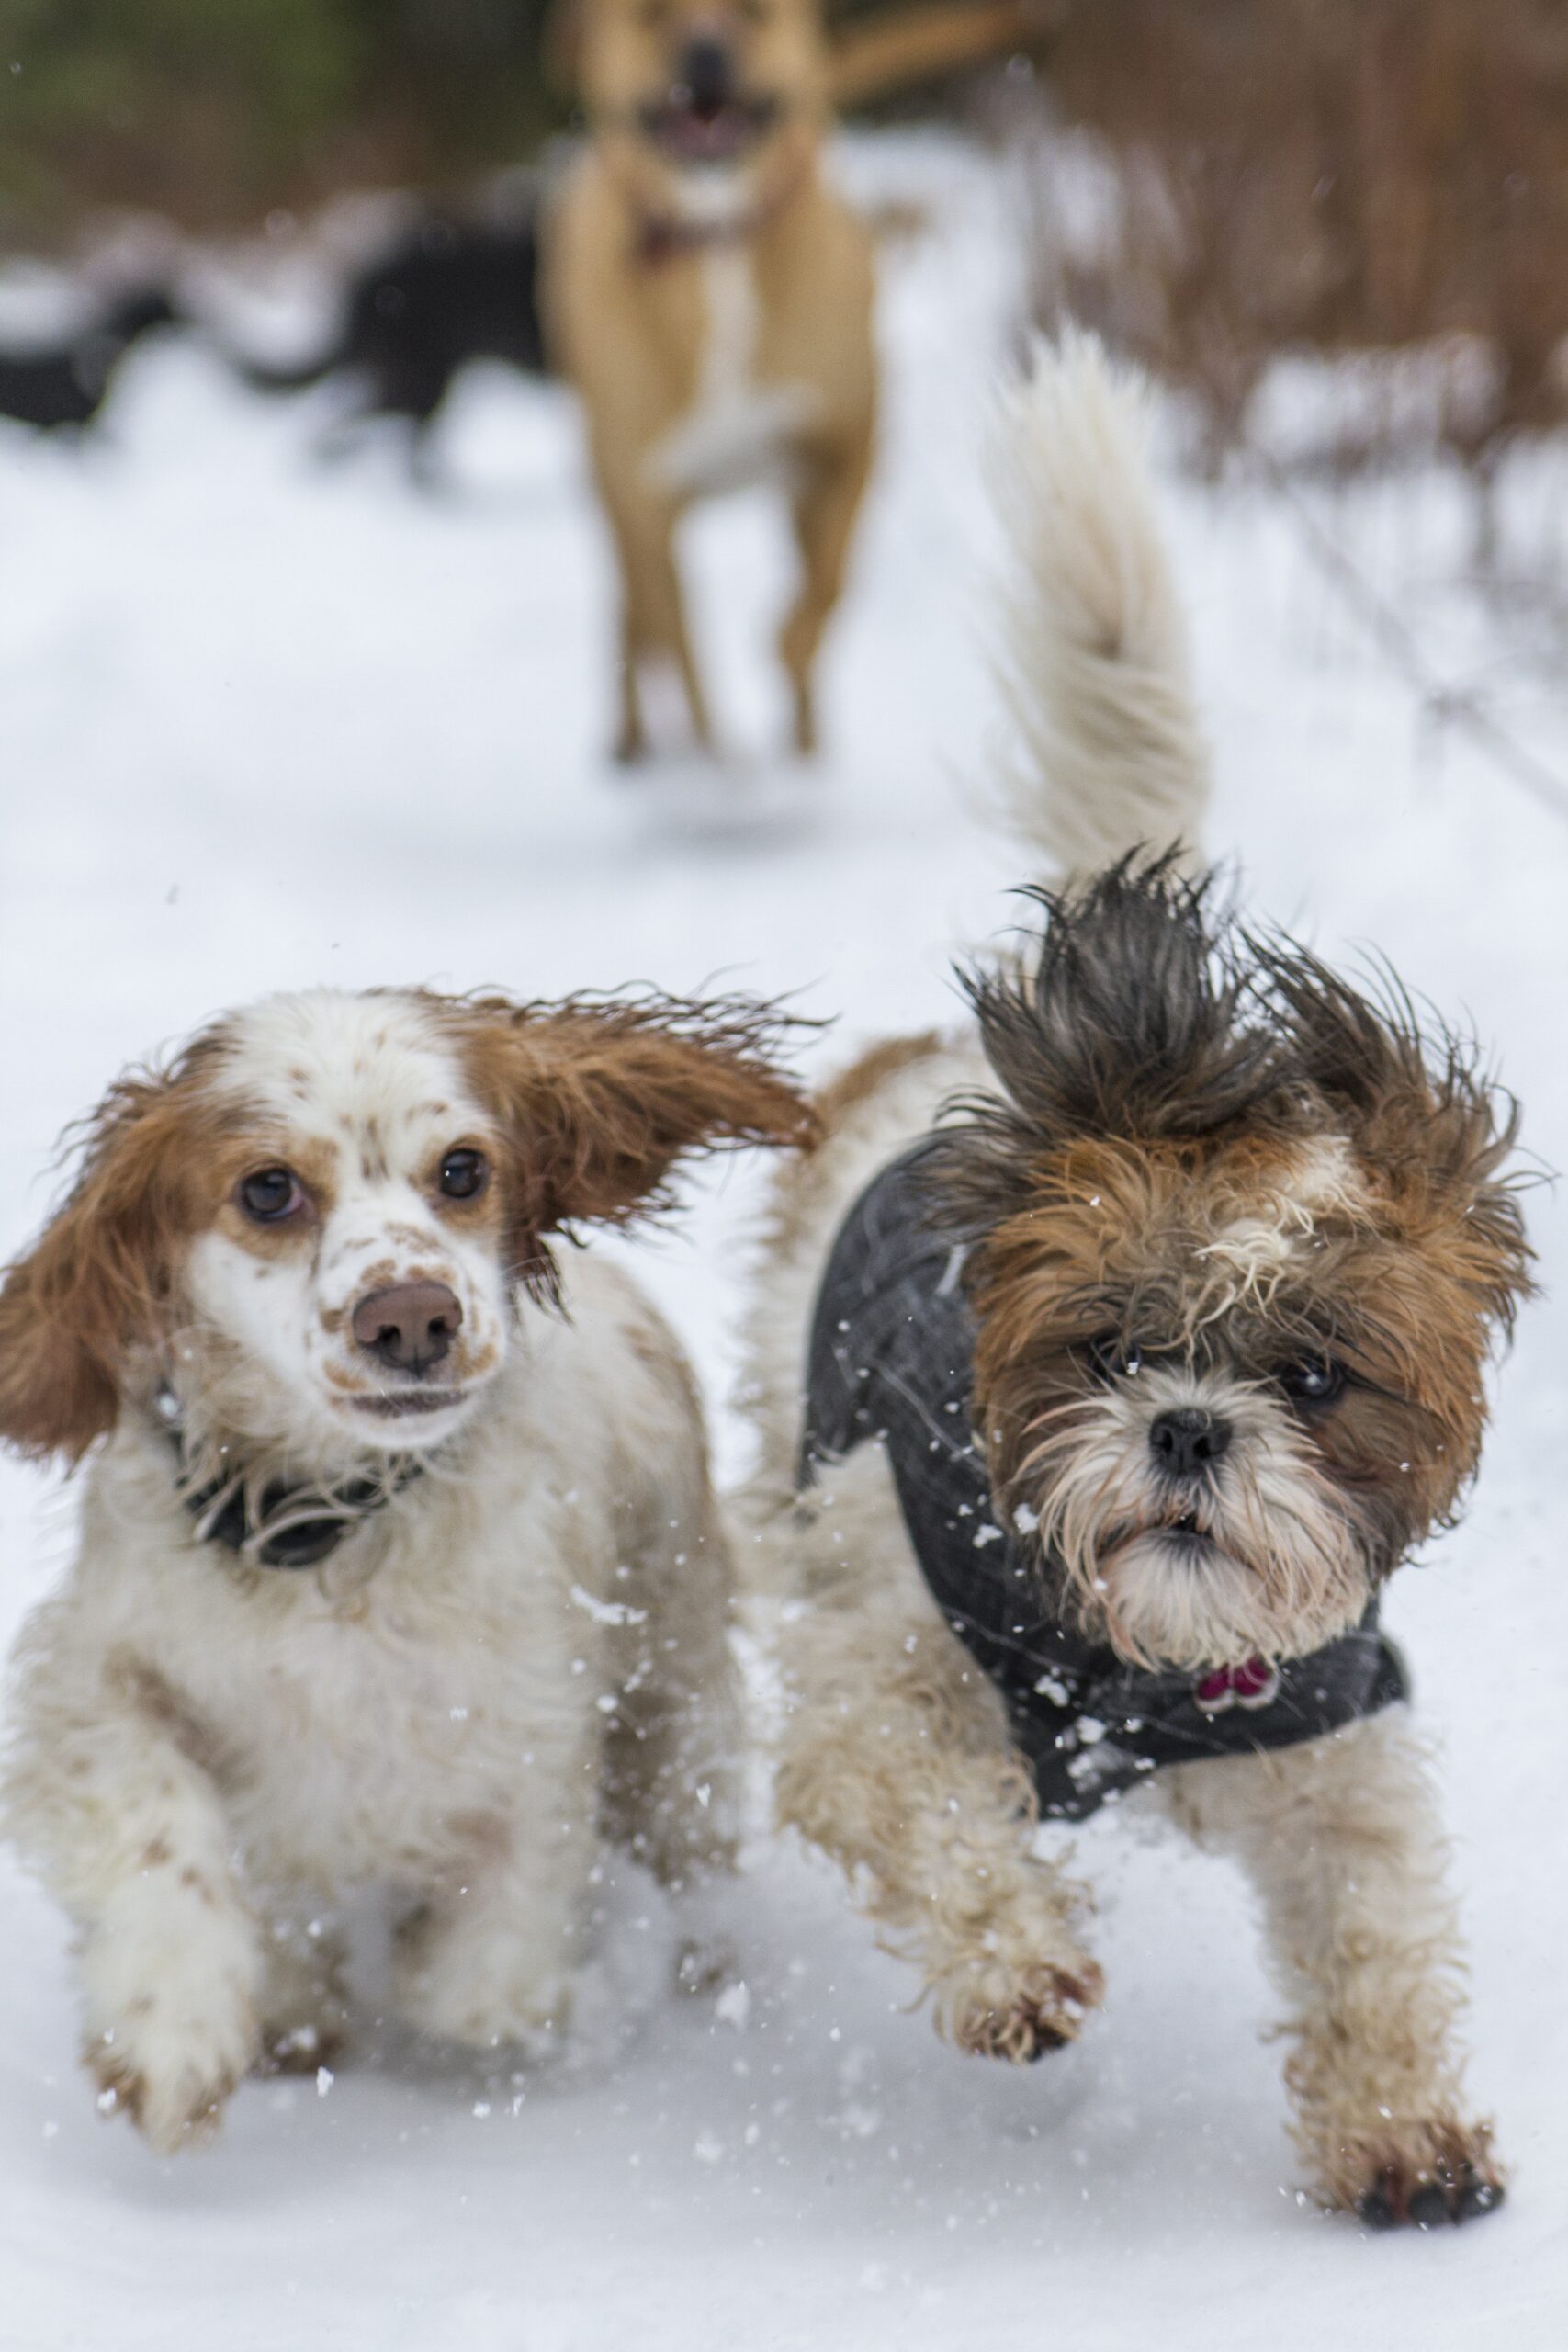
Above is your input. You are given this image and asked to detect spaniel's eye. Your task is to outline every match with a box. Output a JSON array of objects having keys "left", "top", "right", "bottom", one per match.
[
  {"left": 438, "top": 1148, "right": 488, "bottom": 1202},
  {"left": 237, "top": 1167, "right": 304, "bottom": 1224},
  {"left": 1089, "top": 1336, "right": 1144, "bottom": 1382},
  {"left": 1277, "top": 1355, "right": 1347, "bottom": 1408}
]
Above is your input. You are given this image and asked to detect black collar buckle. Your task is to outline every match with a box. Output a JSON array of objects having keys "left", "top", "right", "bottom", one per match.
[{"left": 156, "top": 1385, "right": 423, "bottom": 1570}]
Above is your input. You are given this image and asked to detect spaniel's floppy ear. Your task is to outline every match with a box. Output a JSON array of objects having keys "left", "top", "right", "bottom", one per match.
[
  {"left": 454, "top": 991, "right": 818, "bottom": 1294},
  {"left": 0, "top": 1069, "right": 220, "bottom": 1463}
]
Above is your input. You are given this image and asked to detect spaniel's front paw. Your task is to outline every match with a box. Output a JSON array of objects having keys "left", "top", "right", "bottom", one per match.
[
  {"left": 79, "top": 1887, "right": 262, "bottom": 2154},
  {"left": 85, "top": 1985, "right": 260, "bottom": 2155}
]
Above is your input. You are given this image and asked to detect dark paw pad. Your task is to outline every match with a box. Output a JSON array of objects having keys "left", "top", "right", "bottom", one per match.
[
  {"left": 1407, "top": 2184, "right": 1454, "bottom": 2231},
  {"left": 1456, "top": 2177, "right": 1506, "bottom": 2224},
  {"left": 1355, "top": 2186, "right": 1401, "bottom": 2232},
  {"left": 1358, "top": 2159, "right": 1505, "bottom": 2231}
]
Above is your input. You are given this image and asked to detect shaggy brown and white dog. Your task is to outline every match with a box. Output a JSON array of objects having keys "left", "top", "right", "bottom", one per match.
[
  {"left": 740, "top": 337, "right": 1532, "bottom": 2227},
  {"left": 0, "top": 986, "right": 811, "bottom": 2154}
]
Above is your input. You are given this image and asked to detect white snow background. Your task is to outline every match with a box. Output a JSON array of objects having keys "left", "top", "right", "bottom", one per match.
[{"left": 1, "top": 136, "right": 1565, "bottom": 2350}]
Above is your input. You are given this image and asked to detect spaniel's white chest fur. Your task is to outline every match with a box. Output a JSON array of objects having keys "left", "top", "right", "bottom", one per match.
[
  {"left": 57, "top": 1266, "right": 660, "bottom": 1883},
  {"left": 2, "top": 1255, "right": 739, "bottom": 2150},
  {"left": 132, "top": 1486, "right": 592, "bottom": 1891}
]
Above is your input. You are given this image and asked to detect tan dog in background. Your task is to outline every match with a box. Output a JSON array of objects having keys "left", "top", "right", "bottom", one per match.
[{"left": 545, "top": 0, "right": 878, "bottom": 763}]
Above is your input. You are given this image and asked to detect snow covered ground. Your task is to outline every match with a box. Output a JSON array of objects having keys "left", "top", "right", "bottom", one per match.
[{"left": 2, "top": 134, "right": 1566, "bottom": 2350}]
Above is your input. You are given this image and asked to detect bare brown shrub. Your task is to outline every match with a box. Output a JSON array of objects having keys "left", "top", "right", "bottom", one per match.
[{"left": 1015, "top": 0, "right": 1568, "bottom": 473}]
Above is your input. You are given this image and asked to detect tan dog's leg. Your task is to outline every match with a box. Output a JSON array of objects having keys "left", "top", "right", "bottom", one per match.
[
  {"left": 598, "top": 465, "right": 711, "bottom": 763},
  {"left": 769, "top": 1452, "right": 1101, "bottom": 2058},
  {"left": 780, "top": 428, "right": 874, "bottom": 755},
  {"left": 1167, "top": 1711, "right": 1504, "bottom": 2225}
]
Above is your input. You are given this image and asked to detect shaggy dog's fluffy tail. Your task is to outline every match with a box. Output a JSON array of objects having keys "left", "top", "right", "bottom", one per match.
[
  {"left": 987, "top": 330, "right": 1212, "bottom": 882},
  {"left": 737, "top": 336, "right": 1214, "bottom": 1574}
]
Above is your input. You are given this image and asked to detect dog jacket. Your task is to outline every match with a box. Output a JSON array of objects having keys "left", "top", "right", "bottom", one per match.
[{"left": 800, "top": 1145, "right": 1408, "bottom": 1822}]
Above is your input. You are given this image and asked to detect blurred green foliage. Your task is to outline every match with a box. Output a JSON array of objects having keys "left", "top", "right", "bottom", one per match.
[
  {"left": 0, "top": 0, "right": 941, "bottom": 236},
  {"left": 0, "top": 0, "right": 564, "bottom": 234}
]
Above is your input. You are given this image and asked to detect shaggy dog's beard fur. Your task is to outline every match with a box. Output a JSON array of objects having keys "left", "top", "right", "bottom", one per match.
[{"left": 1018, "top": 1363, "right": 1370, "bottom": 1672}]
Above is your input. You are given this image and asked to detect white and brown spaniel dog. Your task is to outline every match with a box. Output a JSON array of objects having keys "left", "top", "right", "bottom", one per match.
[{"left": 0, "top": 985, "right": 811, "bottom": 2154}]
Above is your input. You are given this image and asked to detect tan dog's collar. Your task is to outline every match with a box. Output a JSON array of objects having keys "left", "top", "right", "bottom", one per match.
[{"left": 628, "top": 154, "right": 809, "bottom": 268}]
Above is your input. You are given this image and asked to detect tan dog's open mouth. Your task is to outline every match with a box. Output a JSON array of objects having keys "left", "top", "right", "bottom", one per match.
[{"left": 638, "top": 88, "right": 780, "bottom": 165}]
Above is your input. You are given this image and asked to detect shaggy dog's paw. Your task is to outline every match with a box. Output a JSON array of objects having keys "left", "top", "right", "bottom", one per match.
[
  {"left": 943, "top": 1956, "right": 1105, "bottom": 2064},
  {"left": 87, "top": 1998, "right": 259, "bottom": 2156},
  {"left": 1344, "top": 2120, "right": 1506, "bottom": 2230}
]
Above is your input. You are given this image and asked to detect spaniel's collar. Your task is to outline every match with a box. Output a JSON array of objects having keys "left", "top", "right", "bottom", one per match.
[{"left": 153, "top": 1385, "right": 423, "bottom": 1570}]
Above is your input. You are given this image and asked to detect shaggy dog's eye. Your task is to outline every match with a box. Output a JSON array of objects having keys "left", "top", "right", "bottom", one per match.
[
  {"left": 1089, "top": 1336, "right": 1144, "bottom": 1382},
  {"left": 237, "top": 1167, "right": 304, "bottom": 1224},
  {"left": 1277, "top": 1355, "right": 1347, "bottom": 1408},
  {"left": 438, "top": 1148, "right": 488, "bottom": 1201}
]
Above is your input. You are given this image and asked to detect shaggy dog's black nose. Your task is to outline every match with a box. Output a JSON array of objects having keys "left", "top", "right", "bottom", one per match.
[
  {"left": 352, "top": 1282, "right": 462, "bottom": 1375},
  {"left": 679, "top": 36, "right": 735, "bottom": 114},
  {"left": 1148, "top": 1406, "right": 1232, "bottom": 1481}
]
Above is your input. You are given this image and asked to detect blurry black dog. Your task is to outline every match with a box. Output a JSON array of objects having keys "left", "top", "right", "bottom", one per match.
[
  {"left": 0, "top": 287, "right": 181, "bottom": 432},
  {"left": 235, "top": 208, "right": 548, "bottom": 474}
]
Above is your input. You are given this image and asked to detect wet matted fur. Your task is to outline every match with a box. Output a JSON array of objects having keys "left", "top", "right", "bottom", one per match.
[{"left": 739, "top": 334, "right": 1533, "bottom": 2228}]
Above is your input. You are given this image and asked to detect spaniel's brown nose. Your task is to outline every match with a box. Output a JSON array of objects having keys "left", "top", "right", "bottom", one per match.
[{"left": 351, "top": 1282, "right": 462, "bottom": 1375}]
